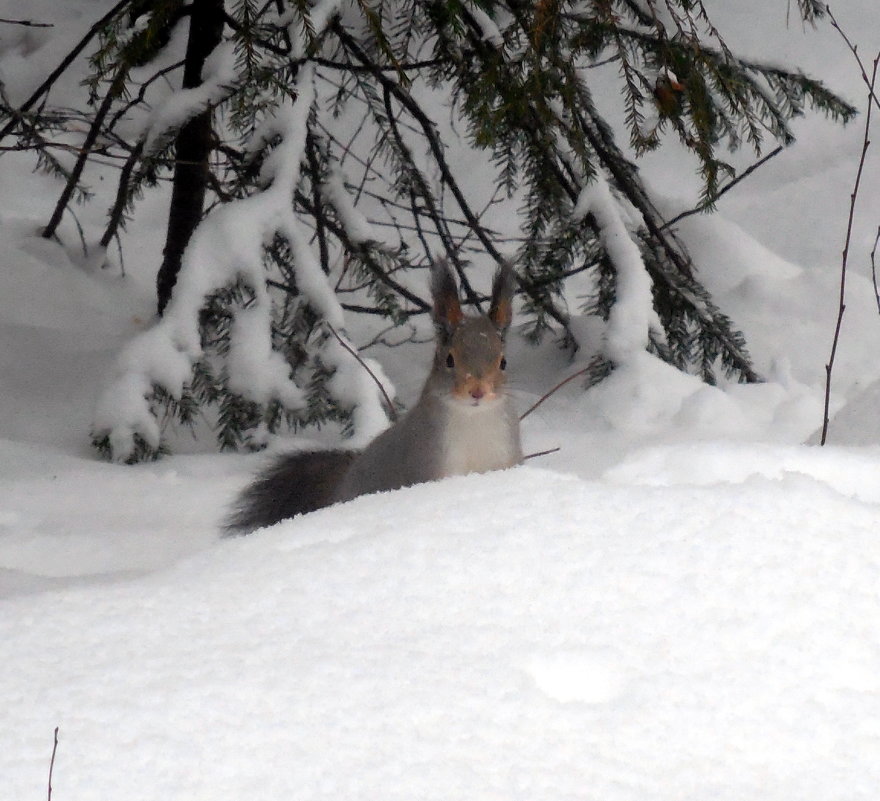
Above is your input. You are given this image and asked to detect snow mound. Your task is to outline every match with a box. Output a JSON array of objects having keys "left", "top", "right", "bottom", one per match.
[{"left": 3, "top": 464, "right": 880, "bottom": 800}]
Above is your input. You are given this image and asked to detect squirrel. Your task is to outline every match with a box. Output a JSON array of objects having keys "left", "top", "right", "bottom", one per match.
[{"left": 224, "top": 259, "right": 523, "bottom": 535}]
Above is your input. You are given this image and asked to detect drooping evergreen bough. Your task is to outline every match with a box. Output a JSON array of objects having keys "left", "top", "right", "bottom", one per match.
[{"left": 1, "top": 1, "right": 855, "bottom": 461}]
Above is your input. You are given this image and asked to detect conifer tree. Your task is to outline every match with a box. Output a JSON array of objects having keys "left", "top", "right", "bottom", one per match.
[{"left": 0, "top": 1, "right": 856, "bottom": 460}]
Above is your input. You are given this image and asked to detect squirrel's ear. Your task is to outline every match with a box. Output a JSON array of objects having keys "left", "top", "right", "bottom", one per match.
[
  {"left": 430, "top": 259, "right": 463, "bottom": 335},
  {"left": 488, "top": 262, "right": 516, "bottom": 333}
]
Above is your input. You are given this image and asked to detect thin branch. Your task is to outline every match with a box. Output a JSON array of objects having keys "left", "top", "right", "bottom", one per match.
[
  {"left": 821, "top": 51, "right": 879, "bottom": 445},
  {"left": 334, "top": 22, "right": 574, "bottom": 335},
  {"left": 828, "top": 9, "right": 880, "bottom": 113},
  {"left": 871, "top": 225, "right": 880, "bottom": 316},
  {"left": 519, "top": 364, "right": 593, "bottom": 421},
  {"left": 0, "top": 0, "right": 133, "bottom": 143},
  {"left": 379, "top": 79, "right": 471, "bottom": 299},
  {"left": 66, "top": 206, "right": 89, "bottom": 257},
  {"left": 662, "top": 145, "right": 784, "bottom": 229},
  {"left": 294, "top": 191, "right": 432, "bottom": 312},
  {"left": 43, "top": 77, "right": 124, "bottom": 240},
  {"left": 47, "top": 727, "right": 59, "bottom": 801},
  {"left": 0, "top": 17, "right": 53, "bottom": 27},
  {"left": 339, "top": 302, "right": 423, "bottom": 318},
  {"left": 326, "top": 323, "right": 399, "bottom": 421},
  {"left": 523, "top": 446, "right": 561, "bottom": 460},
  {"left": 106, "top": 59, "right": 186, "bottom": 133}
]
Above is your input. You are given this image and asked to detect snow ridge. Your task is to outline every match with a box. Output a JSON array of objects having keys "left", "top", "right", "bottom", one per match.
[
  {"left": 550, "top": 100, "right": 660, "bottom": 366},
  {"left": 572, "top": 169, "right": 659, "bottom": 364}
]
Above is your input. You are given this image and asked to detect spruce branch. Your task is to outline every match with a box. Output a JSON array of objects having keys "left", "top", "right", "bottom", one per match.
[
  {"left": 305, "top": 132, "right": 331, "bottom": 273},
  {"left": 337, "top": 20, "right": 576, "bottom": 338},
  {"left": 0, "top": 0, "right": 134, "bottom": 144},
  {"left": 100, "top": 140, "right": 145, "bottom": 249},
  {"left": 60, "top": 0, "right": 858, "bottom": 458},
  {"left": 293, "top": 190, "right": 432, "bottom": 313},
  {"left": 42, "top": 75, "right": 125, "bottom": 241},
  {"left": 662, "top": 145, "right": 784, "bottom": 230}
]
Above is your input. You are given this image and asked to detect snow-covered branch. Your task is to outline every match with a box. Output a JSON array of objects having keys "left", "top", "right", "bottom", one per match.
[
  {"left": 142, "top": 40, "right": 238, "bottom": 154},
  {"left": 94, "top": 55, "right": 392, "bottom": 460},
  {"left": 572, "top": 170, "right": 659, "bottom": 366},
  {"left": 550, "top": 101, "right": 659, "bottom": 366},
  {"left": 464, "top": 2, "right": 505, "bottom": 48}
]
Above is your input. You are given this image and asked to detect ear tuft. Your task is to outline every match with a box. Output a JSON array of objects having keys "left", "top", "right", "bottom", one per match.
[
  {"left": 488, "top": 261, "right": 516, "bottom": 333},
  {"left": 430, "top": 259, "right": 464, "bottom": 335}
]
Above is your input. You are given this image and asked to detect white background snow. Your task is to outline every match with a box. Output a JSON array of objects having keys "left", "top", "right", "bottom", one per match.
[{"left": 2, "top": 1, "right": 880, "bottom": 799}]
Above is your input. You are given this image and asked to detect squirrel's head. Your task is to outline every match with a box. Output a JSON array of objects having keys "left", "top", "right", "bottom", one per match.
[{"left": 430, "top": 259, "right": 515, "bottom": 406}]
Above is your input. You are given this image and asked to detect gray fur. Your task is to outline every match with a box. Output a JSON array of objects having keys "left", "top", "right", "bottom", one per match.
[
  {"left": 224, "top": 260, "right": 522, "bottom": 535},
  {"left": 224, "top": 450, "right": 356, "bottom": 535}
]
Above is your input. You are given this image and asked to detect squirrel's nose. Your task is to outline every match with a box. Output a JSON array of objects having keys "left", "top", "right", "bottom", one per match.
[{"left": 470, "top": 386, "right": 485, "bottom": 400}]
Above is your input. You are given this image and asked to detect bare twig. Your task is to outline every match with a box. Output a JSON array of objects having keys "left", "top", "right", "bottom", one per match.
[
  {"left": 523, "top": 446, "right": 561, "bottom": 460},
  {"left": 48, "top": 727, "right": 59, "bottom": 801},
  {"left": 99, "top": 140, "right": 145, "bottom": 249},
  {"left": 293, "top": 191, "right": 432, "bottom": 312},
  {"left": 0, "top": 0, "right": 133, "bottom": 144},
  {"left": 334, "top": 22, "right": 575, "bottom": 336},
  {"left": 0, "top": 17, "right": 53, "bottom": 27},
  {"left": 871, "top": 225, "right": 880, "bottom": 315},
  {"left": 662, "top": 145, "right": 784, "bottom": 230},
  {"left": 828, "top": 9, "right": 880, "bottom": 113},
  {"left": 326, "top": 323, "right": 399, "bottom": 421},
  {"left": 821, "top": 50, "right": 879, "bottom": 445},
  {"left": 43, "top": 76, "right": 125, "bottom": 240},
  {"left": 519, "top": 364, "right": 593, "bottom": 421}
]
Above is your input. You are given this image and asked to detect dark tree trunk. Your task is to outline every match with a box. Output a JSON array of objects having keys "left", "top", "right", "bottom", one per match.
[{"left": 155, "top": 0, "right": 225, "bottom": 316}]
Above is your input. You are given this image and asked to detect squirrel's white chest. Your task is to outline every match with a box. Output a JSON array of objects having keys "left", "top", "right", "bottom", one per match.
[{"left": 439, "top": 400, "right": 520, "bottom": 477}]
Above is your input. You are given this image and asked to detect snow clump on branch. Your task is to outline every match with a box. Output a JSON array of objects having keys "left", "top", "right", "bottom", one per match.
[
  {"left": 572, "top": 170, "right": 661, "bottom": 366},
  {"left": 93, "top": 52, "right": 392, "bottom": 461},
  {"left": 142, "top": 40, "right": 238, "bottom": 154}
]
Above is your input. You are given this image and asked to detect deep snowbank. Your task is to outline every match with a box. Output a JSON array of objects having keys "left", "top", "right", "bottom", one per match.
[{"left": 3, "top": 461, "right": 880, "bottom": 801}]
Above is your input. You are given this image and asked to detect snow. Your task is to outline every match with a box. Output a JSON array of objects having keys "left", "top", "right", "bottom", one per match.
[
  {"left": 4, "top": 465, "right": 880, "bottom": 800},
  {"left": 322, "top": 166, "right": 380, "bottom": 244},
  {"left": 3, "top": 2, "right": 880, "bottom": 800},
  {"left": 323, "top": 334, "right": 395, "bottom": 443},
  {"left": 466, "top": 2, "right": 505, "bottom": 49},
  {"left": 226, "top": 305, "right": 308, "bottom": 408},
  {"left": 572, "top": 169, "right": 659, "bottom": 364},
  {"left": 142, "top": 40, "right": 239, "bottom": 153},
  {"left": 94, "top": 61, "right": 390, "bottom": 460}
]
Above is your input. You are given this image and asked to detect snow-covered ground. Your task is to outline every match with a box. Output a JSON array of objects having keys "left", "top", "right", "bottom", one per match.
[{"left": 2, "top": 2, "right": 880, "bottom": 799}]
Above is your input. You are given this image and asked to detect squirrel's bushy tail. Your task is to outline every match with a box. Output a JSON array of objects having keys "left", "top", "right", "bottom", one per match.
[{"left": 224, "top": 449, "right": 357, "bottom": 535}]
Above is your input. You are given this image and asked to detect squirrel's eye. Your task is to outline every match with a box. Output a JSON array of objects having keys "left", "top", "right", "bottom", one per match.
[
  {"left": 446, "top": 353, "right": 455, "bottom": 369},
  {"left": 500, "top": 356, "right": 507, "bottom": 370}
]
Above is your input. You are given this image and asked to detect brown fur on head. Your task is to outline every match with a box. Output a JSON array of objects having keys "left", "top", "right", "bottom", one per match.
[{"left": 430, "top": 259, "right": 515, "bottom": 404}]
